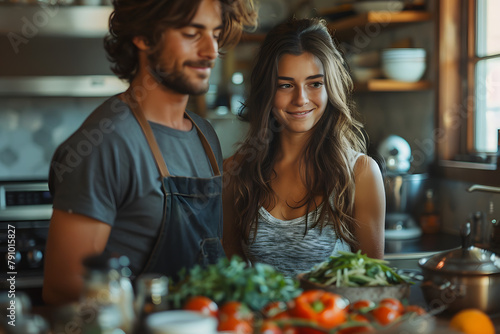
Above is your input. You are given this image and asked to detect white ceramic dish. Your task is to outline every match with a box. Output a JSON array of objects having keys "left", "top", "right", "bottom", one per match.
[
  {"left": 382, "top": 60, "right": 426, "bottom": 82},
  {"left": 382, "top": 48, "right": 426, "bottom": 59},
  {"left": 352, "top": 1, "right": 405, "bottom": 14},
  {"left": 147, "top": 310, "right": 218, "bottom": 334},
  {"left": 351, "top": 67, "right": 383, "bottom": 83}
]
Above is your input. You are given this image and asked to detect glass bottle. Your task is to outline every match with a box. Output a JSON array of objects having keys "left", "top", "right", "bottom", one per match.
[
  {"left": 80, "top": 253, "right": 135, "bottom": 334},
  {"left": 133, "top": 274, "right": 169, "bottom": 334},
  {"left": 420, "top": 189, "right": 440, "bottom": 234}
]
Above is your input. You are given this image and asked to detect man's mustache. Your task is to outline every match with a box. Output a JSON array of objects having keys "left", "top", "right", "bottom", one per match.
[{"left": 184, "top": 60, "right": 215, "bottom": 68}]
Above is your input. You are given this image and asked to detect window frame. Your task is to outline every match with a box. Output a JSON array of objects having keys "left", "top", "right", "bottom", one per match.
[{"left": 437, "top": 0, "right": 500, "bottom": 186}]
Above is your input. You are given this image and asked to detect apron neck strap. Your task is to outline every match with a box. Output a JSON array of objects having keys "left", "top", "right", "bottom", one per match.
[{"left": 124, "top": 92, "right": 220, "bottom": 178}]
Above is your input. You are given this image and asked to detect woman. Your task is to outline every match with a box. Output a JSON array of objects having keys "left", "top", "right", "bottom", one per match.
[{"left": 222, "top": 18, "right": 385, "bottom": 278}]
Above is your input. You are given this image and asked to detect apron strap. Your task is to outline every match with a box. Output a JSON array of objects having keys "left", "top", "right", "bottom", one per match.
[
  {"left": 184, "top": 112, "right": 221, "bottom": 176},
  {"left": 124, "top": 92, "right": 220, "bottom": 178}
]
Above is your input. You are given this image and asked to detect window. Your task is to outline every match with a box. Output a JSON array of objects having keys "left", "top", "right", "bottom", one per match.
[
  {"left": 438, "top": 0, "right": 500, "bottom": 185},
  {"left": 473, "top": 0, "right": 500, "bottom": 153}
]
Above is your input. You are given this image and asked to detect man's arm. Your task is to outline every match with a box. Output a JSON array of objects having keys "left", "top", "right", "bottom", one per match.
[{"left": 43, "top": 209, "right": 111, "bottom": 305}]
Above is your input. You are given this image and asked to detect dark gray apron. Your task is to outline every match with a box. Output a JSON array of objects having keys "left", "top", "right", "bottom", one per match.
[{"left": 126, "top": 95, "right": 225, "bottom": 280}]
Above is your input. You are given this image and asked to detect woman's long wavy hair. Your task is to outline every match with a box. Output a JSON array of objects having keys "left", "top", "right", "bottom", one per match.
[
  {"left": 230, "top": 18, "right": 367, "bottom": 249},
  {"left": 104, "top": 0, "right": 257, "bottom": 83}
]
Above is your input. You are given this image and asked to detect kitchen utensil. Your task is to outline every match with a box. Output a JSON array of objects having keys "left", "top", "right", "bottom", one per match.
[
  {"left": 377, "top": 135, "right": 412, "bottom": 173},
  {"left": 385, "top": 212, "right": 422, "bottom": 239},
  {"left": 297, "top": 274, "right": 411, "bottom": 304},
  {"left": 418, "top": 222, "right": 500, "bottom": 314}
]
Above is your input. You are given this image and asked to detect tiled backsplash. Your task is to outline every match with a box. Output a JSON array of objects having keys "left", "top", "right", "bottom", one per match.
[
  {"left": 0, "top": 97, "right": 105, "bottom": 180},
  {"left": 0, "top": 96, "right": 246, "bottom": 181}
]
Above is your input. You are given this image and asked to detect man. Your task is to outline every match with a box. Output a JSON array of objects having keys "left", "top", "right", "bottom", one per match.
[{"left": 43, "top": 0, "right": 256, "bottom": 305}]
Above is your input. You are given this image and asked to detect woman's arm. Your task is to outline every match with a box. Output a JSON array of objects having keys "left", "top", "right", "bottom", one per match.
[
  {"left": 352, "top": 155, "right": 386, "bottom": 259},
  {"left": 222, "top": 157, "right": 247, "bottom": 260},
  {"left": 43, "top": 209, "right": 111, "bottom": 305}
]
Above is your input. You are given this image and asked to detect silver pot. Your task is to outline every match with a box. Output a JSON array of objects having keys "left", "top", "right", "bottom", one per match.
[{"left": 418, "top": 222, "right": 500, "bottom": 314}]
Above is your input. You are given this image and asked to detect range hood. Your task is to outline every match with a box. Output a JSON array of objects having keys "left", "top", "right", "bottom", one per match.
[
  {"left": 0, "top": 76, "right": 128, "bottom": 97},
  {"left": 0, "top": 4, "right": 111, "bottom": 38},
  {"left": 0, "top": 5, "right": 124, "bottom": 96}
]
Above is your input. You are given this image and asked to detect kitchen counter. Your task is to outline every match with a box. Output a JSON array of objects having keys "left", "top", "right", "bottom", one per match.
[
  {"left": 385, "top": 232, "right": 461, "bottom": 255},
  {"left": 383, "top": 232, "right": 462, "bottom": 271}
]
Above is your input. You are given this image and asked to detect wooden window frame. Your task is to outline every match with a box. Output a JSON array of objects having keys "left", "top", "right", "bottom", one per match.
[{"left": 436, "top": 0, "right": 500, "bottom": 186}]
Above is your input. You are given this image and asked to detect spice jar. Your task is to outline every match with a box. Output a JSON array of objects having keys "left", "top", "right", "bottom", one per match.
[
  {"left": 134, "top": 274, "right": 169, "bottom": 333},
  {"left": 80, "top": 253, "right": 135, "bottom": 334}
]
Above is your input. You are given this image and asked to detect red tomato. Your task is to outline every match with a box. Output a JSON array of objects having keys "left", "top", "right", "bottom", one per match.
[
  {"left": 217, "top": 317, "right": 253, "bottom": 334},
  {"left": 261, "top": 320, "right": 283, "bottom": 334},
  {"left": 219, "top": 301, "right": 254, "bottom": 322},
  {"left": 282, "top": 327, "right": 299, "bottom": 334},
  {"left": 262, "top": 301, "right": 288, "bottom": 319},
  {"left": 349, "top": 313, "right": 369, "bottom": 323},
  {"left": 371, "top": 305, "right": 400, "bottom": 326},
  {"left": 350, "top": 300, "right": 375, "bottom": 312},
  {"left": 183, "top": 296, "right": 218, "bottom": 318},
  {"left": 404, "top": 305, "right": 426, "bottom": 316},
  {"left": 218, "top": 301, "right": 254, "bottom": 334},
  {"left": 337, "top": 324, "right": 375, "bottom": 334},
  {"left": 379, "top": 298, "right": 404, "bottom": 314}
]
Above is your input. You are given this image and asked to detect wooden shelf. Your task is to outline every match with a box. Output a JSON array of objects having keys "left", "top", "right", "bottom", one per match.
[
  {"left": 328, "top": 11, "right": 432, "bottom": 40},
  {"left": 354, "top": 79, "right": 432, "bottom": 92}
]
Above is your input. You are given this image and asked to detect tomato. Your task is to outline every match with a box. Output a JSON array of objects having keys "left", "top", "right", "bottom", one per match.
[
  {"left": 404, "top": 305, "right": 426, "bottom": 316},
  {"left": 350, "top": 300, "right": 375, "bottom": 313},
  {"left": 348, "top": 313, "right": 369, "bottom": 323},
  {"left": 261, "top": 320, "right": 283, "bottom": 334},
  {"left": 333, "top": 312, "right": 374, "bottom": 333},
  {"left": 289, "top": 290, "right": 347, "bottom": 334},
  {"left": 262, "top": 301, "right": 288, "bottom": 319},
  {"left": 183, "top": 296, "right": 218, "bottom": 318},
  {"left": 337, "top": 324, "right": 375, "bottom": 334},
  {"left": 218, "top": 301, "right": 254, "bottom": 334},
  {"left": 219, "top": 301, "right": 254, "bottom": 322},
  {"left": 379, "top": 298, "right": 404, "bottom": 314},
  {"left": 217, "top": 317, "right": 253, "bottom": 334},
  {"left": 371, "top": 305, "right": 400, "bottom": 326}
]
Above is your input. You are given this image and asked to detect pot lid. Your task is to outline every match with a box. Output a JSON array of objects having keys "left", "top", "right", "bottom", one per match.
[{"left": 419, "top": 222, "right": 500, "bottom": 275}]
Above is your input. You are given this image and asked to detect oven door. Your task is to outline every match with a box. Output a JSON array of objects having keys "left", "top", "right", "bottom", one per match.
[{"left": 0, "top": 181, "right": 52, "bottom": 304}]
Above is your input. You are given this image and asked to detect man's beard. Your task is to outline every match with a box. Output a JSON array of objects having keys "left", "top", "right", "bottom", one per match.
[{"left": 147, "top": 53, "right": 213, "bottom": 96}]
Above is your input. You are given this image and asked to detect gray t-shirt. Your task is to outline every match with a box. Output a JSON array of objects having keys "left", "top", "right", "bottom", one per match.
[{"left": 49, "top": 96, "right": 222, "bottom": 274}]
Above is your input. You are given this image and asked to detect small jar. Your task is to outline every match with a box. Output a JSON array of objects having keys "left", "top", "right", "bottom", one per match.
[
  {"left": 134, "top": 274, "right": 169, "bottom": 333},
  {"left": 81, "top": 253, "right": 135, "bottom": 334}
]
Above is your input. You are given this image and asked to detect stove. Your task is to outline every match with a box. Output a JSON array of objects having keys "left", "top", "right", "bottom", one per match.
[{"left": 0, "top": 181, "right": 52, "bottom": 290}]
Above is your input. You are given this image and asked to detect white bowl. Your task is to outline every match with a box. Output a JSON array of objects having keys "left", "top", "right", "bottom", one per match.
[
  {"left": 352, "top": 1, "right": 405, "bottom": 13},
  {"left": 351, "top": 67, "right": 383, "bottom": 83},
  {"left": 147, "top": 310, "right": 217, "bottom": 334},
  {"left": 382, "top": 48, "right": 426, "bottom": 59},
  {"left": 382, "top": 60, "right": 426, "bottom": 82}
]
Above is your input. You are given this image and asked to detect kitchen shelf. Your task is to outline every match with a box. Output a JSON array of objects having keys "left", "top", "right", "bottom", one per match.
[
  {"left": 354, "top": 79, "right": 432, "bottom": 92},
  {"left": 0, "top": 5, "right": 112, "bottom": 37},
  {"left": 328, "top": 10, "right": 432, "bottom": 40}
]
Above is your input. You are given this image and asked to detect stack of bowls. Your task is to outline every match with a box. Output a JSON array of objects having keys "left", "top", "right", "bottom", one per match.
[{"left": 381, "top": 48, "right": 426, "bottom": 82}]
